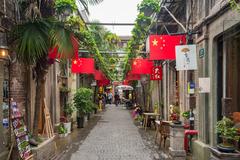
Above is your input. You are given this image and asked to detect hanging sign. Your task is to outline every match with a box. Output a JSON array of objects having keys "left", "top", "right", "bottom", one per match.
[
  {"left": 199, "top": 77, "right": 210, "bottom": 93},
  {"left": 150, "top": 66, "right": 162, "bottom": 80},
  {"left": 188, "top": 82, "right": 195, "bottom": 94},
  {"left": 11, "top": 102, "right": 32, "bottom": 160},
  {"left": 175, "top": 44, "right": 198, "bottom": 70}
]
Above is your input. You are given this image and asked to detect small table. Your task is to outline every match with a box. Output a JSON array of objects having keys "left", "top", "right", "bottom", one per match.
[{"left": 143, "top": 113, "right": 160, "bottom": 130}]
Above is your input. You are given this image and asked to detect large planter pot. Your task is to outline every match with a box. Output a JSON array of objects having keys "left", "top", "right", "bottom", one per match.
[
  {"left": 63, "top": 122, "right": 71, "bottom": 134},
  {"left": 59, "top": 133, "right": 68, "bottom": 138},
  {"left": 77, "top": 117, "right": 84, "bottom": 128},
  {"left": 94, "top": 108, "right": 97, "bottom": 114},
  {"left": 84, "top": 115, "right": 88, "bottom": 123},
  {"left": 209, "top": 147, "right": 240, "bottom": 160},
  {"left": 87, "top": 113, "right": 91, "bottom": 120}
]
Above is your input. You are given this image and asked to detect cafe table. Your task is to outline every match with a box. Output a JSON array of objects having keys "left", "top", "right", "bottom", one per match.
[{"left": 143, "top": 112, "right": 160, "bottom": 130}]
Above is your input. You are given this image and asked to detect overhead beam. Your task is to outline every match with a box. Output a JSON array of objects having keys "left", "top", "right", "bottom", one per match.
[{"left": 85, "top": 22, "right": 135, "bottom": 26}]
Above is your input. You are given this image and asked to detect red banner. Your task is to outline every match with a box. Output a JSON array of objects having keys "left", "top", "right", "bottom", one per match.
[
  {"left": 150, "top": 66, "right": 162, "bottom": 80},
  {"left": 71, "top": 58, "right": 95, "bottom": 74},
  {"left": 149, "top": 35, "right": 186, "bottom": 60},
  {"left": 131, "top": 58, "right": 154, "bottom": 74}
]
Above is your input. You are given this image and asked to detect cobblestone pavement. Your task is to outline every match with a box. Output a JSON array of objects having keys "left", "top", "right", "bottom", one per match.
[{"left": 68, "top": 105, "right": 154, "bottom": 160}]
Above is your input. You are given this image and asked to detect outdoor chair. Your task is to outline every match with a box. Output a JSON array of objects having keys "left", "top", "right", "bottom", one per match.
[{"left": 159, "top": 121, "right": 170, "bottom": 148}]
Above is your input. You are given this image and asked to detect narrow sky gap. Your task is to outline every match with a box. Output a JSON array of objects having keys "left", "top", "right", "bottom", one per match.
[{"left": 89, "top": 0, "right": 142, "bottom": 36}]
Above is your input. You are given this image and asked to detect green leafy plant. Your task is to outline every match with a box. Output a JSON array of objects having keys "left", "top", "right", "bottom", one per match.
[
  {"left": 137, "top": 0, "right": 161, "bottom": 16},
  {"left": 229, "top": 0, "right": 240, "bottom": 12},
  {"left": 54, "top": 0, "right": 77, "bottom": 14},
  {"left": 60, "top": 86, "right": 71, "bottom": 93},
  {"left": 73, "top": 88, "right": 94, "bottom": 116},
  {"left": 64, "top": 103, "right": 76, "bottom": 121},
  {"left": 182, "top": 111, "right": 190, "bottom": 119},
  {"left": 216, "top": 116, "right": 240, "bottom": 147},
  {"left": 169, "top": 104, "right": 180, "bottom": 122},
  {"left": 58, "top": 124, "right": 67, "bottom": 134}
]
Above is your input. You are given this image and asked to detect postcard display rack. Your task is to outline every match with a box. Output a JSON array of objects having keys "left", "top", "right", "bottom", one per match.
[{"left": 11, "top": 102, "right": 32, "bottom": 160}]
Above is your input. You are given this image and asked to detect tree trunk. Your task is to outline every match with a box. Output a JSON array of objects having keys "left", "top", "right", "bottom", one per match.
[{"left": 32, "top": 59, "right": 49, "bottom": 137}]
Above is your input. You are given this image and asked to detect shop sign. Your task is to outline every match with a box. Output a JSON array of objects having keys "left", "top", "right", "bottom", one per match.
[
  {"left": 199, "top": 48, "right": 205, "bottom": 58},
  {"left": 199, "top": 77, "right": 210, "bottom": 93},
  {"left": 175, "top": 45, "right": 198, "bottom": 70},
  {"left": 188, "top": 82, "right": 195, "bottom": 94}
]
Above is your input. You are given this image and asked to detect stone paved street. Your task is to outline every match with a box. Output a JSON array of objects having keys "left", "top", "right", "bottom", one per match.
[{"left": 65, "top": 105, "right": 154, "bottom": 160}]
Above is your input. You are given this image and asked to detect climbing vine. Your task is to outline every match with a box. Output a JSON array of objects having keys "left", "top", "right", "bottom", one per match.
[{"left": 121, "top": 0, "right": 161, "bottom": 79}]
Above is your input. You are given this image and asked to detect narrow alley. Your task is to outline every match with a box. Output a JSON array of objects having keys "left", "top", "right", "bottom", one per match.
[{"left": 58, "top": 105, "right": 155, "bottom": 160}]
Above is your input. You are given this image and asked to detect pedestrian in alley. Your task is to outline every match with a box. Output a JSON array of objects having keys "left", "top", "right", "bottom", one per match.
[{"left": 114, "top": 92, "right": 120, "bottom": 107}]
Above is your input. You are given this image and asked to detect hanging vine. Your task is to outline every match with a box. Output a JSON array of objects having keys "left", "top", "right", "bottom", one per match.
[{"left": 121, "top": 0, "right": 161, "bottom": 80}]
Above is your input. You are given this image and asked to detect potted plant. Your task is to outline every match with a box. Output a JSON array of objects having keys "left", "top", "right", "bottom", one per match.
[
  {"left": 137, "top": 0, "right": 160, "bottom": 16},
  {"left": 169, "top": 104, "right": 181, "bottom": 124},
  {"left": 54, "top": 0, "right": 77, "bottom": 15},
  {"left": 58, "top": 123, "right": 68, "bottom": 137},
  {"left": 182, "top": 110, "right": 190, "bottom": 127},
  {"left": 63, "top": 103, "right": 76, "bottom": 133},
  {"left": 73, "top": 88, "right": 94, "bottom": 128},
  {"left": 136, "top": 13, "right": 152, "bottom": 28},
  {"left": 216, "top": 116, "right": 240, "bottom": 153}
]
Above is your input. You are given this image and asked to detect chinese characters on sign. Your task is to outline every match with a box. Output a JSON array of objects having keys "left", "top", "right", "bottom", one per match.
[{"left": 175, "top": 45, "right": 198, "bottom": 71}]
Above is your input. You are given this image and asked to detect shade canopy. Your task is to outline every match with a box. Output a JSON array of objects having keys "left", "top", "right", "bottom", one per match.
[{"left": 116, "top": 85, "right": 133, "bottom": 91}]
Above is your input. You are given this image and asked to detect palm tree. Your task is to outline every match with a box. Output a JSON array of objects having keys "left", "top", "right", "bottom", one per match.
[
  {"left": 78, "top": 0, "right": 104, "bottom": 14},
  {"left": 13, "top": 0, "right": 103, "bottom": 137}
]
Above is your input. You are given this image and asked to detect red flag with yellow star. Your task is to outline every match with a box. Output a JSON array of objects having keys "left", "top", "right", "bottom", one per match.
[
  {"left": 71, "top": 58, "right": 95, "bottom": 74},
  {"left": 131, "top": 58, "right": 154, "bottom": 74},
  {"left": 149, "top": 35, "right": 186, "bottom": 60}
]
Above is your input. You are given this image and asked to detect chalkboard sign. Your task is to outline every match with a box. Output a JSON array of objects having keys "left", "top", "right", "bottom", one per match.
[{"left": 11, "top": 102, "right": 32, "bottom": 160}]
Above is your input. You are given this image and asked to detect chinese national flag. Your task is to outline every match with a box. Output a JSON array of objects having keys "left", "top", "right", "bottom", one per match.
[
  {"left": 123, "top": 80, "right": 129, "bottom": 85},
  {"left": 71, "top": 58, "right": 95, "bottom": 74},
  {"left": 126, "top": 71, "right": 140, "bottom": 80},
  {"left": 149, "top": 35, "right": 186, "bottom": 60},
  {"left": 94, "top": 70, "right": 107, "bottom": 80},
  {"left": 97, "top": 80, "right": 110, "bottom": 86},
  {"left": 48, "top": 35, "right": 79, "bottom": 59},
  {"left": 131, "top": 58, "right": 154, "bottom": 74},
  {"left": 150, "top": 66, "right": 162, "bottom": 80}
]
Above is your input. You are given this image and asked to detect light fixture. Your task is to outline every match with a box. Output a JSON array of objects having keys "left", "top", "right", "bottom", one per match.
[{"left": 0, "top": 46, "right": 9, "bottom": 59}]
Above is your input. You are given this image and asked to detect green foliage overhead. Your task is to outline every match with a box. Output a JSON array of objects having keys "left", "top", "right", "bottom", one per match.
[
  {"left": 73, "top": 88, "right": 94, "bottom": 115},
  {"left": 13, "top": 18, "right": 75, "bottom": 64},
  {"left": 122, "top": 0, "right": 161, "bottom": 80},
  {"left": 54, "top": 0, "right": 77, "bottom": 14},
  {"left": 137, "top": 0, "right": 160, "bottom": 14},
  {"left": 229, "top": 0, "right": 240, "bottom": 12}
]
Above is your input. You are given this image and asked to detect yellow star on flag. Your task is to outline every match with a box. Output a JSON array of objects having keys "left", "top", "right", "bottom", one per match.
[
  {"left": 73, "top": 60, "right": 78, "bottom": 64},
  {"left": 152, "top": 39, "right": 158, "bottom": 46}
]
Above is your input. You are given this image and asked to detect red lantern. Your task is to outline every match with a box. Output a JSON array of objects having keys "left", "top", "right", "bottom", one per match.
[
  {"left": 150, "top": 66, "right": 162, "bottom": 80},
  {"left": 71, "top": 58, "right": 95, "bottom": 74}
]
